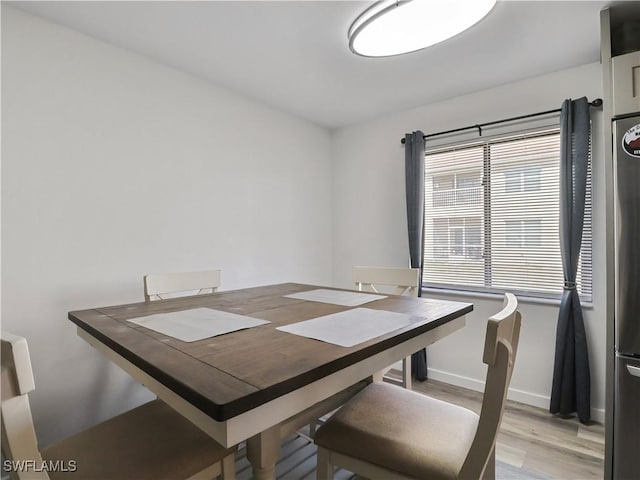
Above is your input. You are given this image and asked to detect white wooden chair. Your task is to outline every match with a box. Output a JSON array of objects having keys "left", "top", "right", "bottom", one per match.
[
  {"left": 353, "top": 266, "right": 420, "bottom": 389},
  {"left": 144, "top": 269, "right": 221, "bottom": 302},
  {"left": 0, "top": 332, "right": 236, "bottom": 480},
  {"left": 315, "top": 293, "right": 521, "bottom": 480}
]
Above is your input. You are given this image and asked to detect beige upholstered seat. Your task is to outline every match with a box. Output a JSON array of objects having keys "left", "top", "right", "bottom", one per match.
[
  {"left": 1, "top": 332, "right": 236, "bottom": 480},
  {"left": 315, "top": 293, "right": 521, "bottom": 480},
  {"left": 143, "top": 269, "right": 221, "bottom": 302},
  {"left": 353, "top": 266, "right": 421, "bottom": 389}
]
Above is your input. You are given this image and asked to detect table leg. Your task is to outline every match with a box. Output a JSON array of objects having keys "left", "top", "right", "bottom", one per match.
[{"left": 247, "top": 425, "right": 281, "bottom": 480}]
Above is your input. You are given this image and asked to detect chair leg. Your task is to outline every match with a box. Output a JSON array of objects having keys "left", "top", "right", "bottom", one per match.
[
  {"left": 221, "top": 451, "right": 236, "bottom": 480},
  {"left": 316, "top": 447, "right": 334, "bottom": 480},
  {"left": 402, "top": 355, "right": 412, "bottom": 389},
  {"left": 482, "top": 446, "right": 496, "bottom": 480}
]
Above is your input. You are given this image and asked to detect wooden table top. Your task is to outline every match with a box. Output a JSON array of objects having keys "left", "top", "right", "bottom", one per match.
[{"left": 69, "top": 283, "right": 472, "bottom": 422}]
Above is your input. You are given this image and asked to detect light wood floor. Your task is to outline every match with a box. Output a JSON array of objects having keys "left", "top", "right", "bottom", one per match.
[{"left": 234, "top": 377, "right": 605, "bottom": 480}]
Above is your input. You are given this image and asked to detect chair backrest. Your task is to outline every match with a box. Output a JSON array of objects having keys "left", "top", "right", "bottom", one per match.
[
  {"left": 458, "top": 293, "right": 522, "bottom": 479},
  {"left": 143, "top": 269, "right": 221, "bottom": 302},
  {"left": 353, "top": 266, "right": 420, "bottom": 297},
  {"left": 1, "top": 332, "right": 48, "bottom": 480}
]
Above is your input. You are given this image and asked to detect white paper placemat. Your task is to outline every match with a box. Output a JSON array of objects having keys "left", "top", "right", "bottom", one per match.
[
  {"left": 276, "top": 307, "right": 420, "bottom": 347},
  {"left": 284, "top": 289, "right": 386, "bottom": 307},
  {"left": 127, "top": 308, "right": 270, "bottom": 342}
]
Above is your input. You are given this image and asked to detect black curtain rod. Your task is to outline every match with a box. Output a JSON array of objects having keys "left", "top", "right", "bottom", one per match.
[{"left": 400, "top": 98, "right": 603, "bottom": 144}]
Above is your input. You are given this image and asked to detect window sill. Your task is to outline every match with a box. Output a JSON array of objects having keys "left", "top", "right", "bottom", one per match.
[{"left": 422, "top": 287, "right": 594, "bottom": 309}]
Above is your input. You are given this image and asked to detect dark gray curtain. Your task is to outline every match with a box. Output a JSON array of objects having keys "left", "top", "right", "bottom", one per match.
[
  {"left": 550, "top": 98, "right": 591, "bottom": 424},
  {"left": 405, "top": 131, "right": 427, "bottom": 381}
]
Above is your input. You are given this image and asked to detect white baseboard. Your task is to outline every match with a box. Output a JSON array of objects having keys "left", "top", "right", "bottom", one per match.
[{"left": 426, "top": 368, "right": 605, "bottom": 424}]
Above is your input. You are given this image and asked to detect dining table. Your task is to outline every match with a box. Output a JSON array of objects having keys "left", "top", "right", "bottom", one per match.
[{"left": 68, "top": 282, "right": 472, "bottom": 480}]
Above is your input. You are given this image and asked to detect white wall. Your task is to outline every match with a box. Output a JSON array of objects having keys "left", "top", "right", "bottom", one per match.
[
  {"left": 1, "top": 6, "right": 332, "bottom": 446},
  {"left": 332, "top": 62, "right": 607, "bottom": 421}
]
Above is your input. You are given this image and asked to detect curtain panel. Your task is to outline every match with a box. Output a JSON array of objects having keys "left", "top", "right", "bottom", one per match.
[
  {"left": 550, "top": 97, "right": 591, "bottom": 423},
  {"left": 405, "top": 131, "right": 427, "bottom": 380}
]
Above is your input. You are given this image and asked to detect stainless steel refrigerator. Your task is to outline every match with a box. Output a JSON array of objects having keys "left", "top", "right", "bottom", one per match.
[{"left": 614, "top": 113, "right": 640, "bottom": 480}]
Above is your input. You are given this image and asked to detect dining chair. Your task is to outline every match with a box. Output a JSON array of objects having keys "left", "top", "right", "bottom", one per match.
[
  {"left": 1, "top": 332, "right": 236, "bottom": 480},
  {"left": 353, "top": 266, "right": 420, "bottom": 389},
  {"left": 315, "top": 293, "right": 521, "bottom": 480},
  {"left": 143, "top": 269, "right": 221, "bottom": 302}
]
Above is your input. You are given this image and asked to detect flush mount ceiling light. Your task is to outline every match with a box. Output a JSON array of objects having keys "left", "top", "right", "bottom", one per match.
[{"left": 348, "top": 0, "right": 497, "bottom": 57}]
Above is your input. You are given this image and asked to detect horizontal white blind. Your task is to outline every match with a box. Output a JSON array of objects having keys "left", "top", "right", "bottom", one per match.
[{"left": 423, "top": 129, "right": 592, "bottom": 301}]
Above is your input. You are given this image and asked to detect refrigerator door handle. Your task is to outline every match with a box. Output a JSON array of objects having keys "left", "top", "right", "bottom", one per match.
[{"left": 627, "top": 365, "right": 640, "bottom": 377}]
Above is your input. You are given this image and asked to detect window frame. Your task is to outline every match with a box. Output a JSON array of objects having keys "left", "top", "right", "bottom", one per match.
[{"left": 421, "top": 127, "right": 593, "bottom": 303}]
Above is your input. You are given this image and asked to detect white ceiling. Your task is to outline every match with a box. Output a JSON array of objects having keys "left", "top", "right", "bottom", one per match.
[{"left": 12, "top": 1, "right": 611, "bottom": 129}]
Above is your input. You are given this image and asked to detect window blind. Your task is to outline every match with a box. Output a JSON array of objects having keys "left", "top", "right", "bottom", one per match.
[{"left": 423, "top": 128, "right": 593, "bottom": 301}]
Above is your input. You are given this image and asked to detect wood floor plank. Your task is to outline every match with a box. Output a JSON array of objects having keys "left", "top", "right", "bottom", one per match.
[
  {"left": 578, "top": 424, "right": 606, "bottom": 445},
  {"left": 496, "top": 441, "right": 527, "bottom": 468}
]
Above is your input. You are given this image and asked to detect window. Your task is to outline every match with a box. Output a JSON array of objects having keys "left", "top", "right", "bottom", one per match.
[
  {"left": 432, "top": 171, "right": 482, "bottom": 207},
  {"left": 505, "top": 219, "right": 541, "bottom": 248},
  {"left": 423, "top": 129, "right": 592, "bottom": 301},
  {"left": 505, "top": 165, "right": 541, "bottom": 193},
  {"left": 434, "top": 217, "right": 482, "bottom": 259}
]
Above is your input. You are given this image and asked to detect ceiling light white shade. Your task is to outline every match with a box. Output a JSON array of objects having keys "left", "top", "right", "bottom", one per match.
[{"left": 349, "top": 0, "right": 497, "bottom": 57}]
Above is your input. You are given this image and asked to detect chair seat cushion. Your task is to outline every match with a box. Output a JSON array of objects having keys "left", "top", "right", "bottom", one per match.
[
  {"left": 42, "top": 399, "right": 233, "bottom": 480},
  {"left": 314, "top": 383, "right": 479, "bottom": 480}
]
